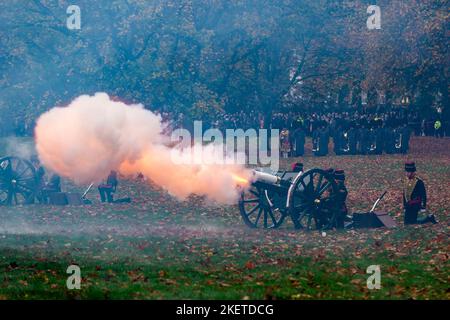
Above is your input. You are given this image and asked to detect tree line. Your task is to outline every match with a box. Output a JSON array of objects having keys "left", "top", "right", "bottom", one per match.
[{"left": 0, "top": 0, "right": 448, "bottom": 136}]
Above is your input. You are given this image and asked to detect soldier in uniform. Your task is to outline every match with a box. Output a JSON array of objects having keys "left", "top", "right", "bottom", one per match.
[
  {"left": 358, "top": 124, "right": 370, "bottom": 155},
  {"left": 347, "top": 125, "right": 358, "bottom": 155},
  {"left": 313, "top": 122, "right": 329, "bottom": 157},
  {"left": 384, "top": 126, "right": 396, "bottom": 154},
  {"left": 400, "top": 124, "right": 411, "bottom": 154},
  {"left": 30, "top": 156, "right": 45, "bottom": 187},
  {"left": 314, "top": 168, "right": 334, "bottom": 229},
  {"left": 393, "top": 127, "right": 404, "bottom": 154},
  {"left": 30, "top": 155, "right": 46, "bottom": 203},
  {"left": 319, "top": 168, "right": 347, "bottom": 229},
  {"left": 292, "top": 124, "right": 306, "bottom": 157},
  {"left": 333, "top": 169, "right": 348, "bottom": 229},
  {"left": 41, "top": 174, "right": 62, "bottom": 204},
  {"left": 367, "top": 128, "right": 376, "bottom": 155},
  {"left": 98, "top": 170, "right": 119, "bottom": 203},
  {"left": 333, "top": 126, "right": 344, "bottom": 156},
  {"left": 403, "top": 161, "right": 436, "bottom": 225},
  {"left": 312, "top": 126, "right": 320, "bottom": 156},
  {"left": 320, "top": 124, "right": 330, "bottom": 156},
  {"left": 371, "top": 121, "right": 385, "bottom": 155}
]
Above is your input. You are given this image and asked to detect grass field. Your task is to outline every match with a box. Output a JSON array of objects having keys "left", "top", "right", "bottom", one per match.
[{"left": 0, "top": 136, "right": 449, "bottom": 299}]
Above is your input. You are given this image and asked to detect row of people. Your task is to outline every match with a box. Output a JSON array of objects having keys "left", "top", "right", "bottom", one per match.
[
  {"left": 30, "top": 156, "right": 125, "bottom": 204},
  {"left": 280, "top": 124, "right": 411, "bottom": 158}
]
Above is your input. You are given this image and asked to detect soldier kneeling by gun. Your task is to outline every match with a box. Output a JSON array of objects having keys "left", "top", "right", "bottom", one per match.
[
  {"left": 333, "top": 169, "right": 348, "bottom": 229},
  {"left": 320, "top": 169, "right": 348, "bottom": 229},
  {"left": 403, "top": 161, "right": 436, "bottom": 225}
]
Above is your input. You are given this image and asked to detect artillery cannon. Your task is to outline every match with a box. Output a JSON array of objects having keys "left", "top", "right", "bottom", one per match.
[
  {"left": 0, "top": 155, "right": 93, "bottom": 206},
  {"left": 238, "top": 166, "right": 341, "bottom": 230},
  {"left": 0, "top": 156, "right": 38, "bottom": 205}
]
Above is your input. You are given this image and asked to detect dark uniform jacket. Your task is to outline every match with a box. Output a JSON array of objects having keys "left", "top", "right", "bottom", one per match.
[
  {"left": 35, "top": 166, "right": 46, "bottom": 188},
  {"left": 293, "top": 127, "right": 305, "bottom": 156},
  {"left": 333, "top": 183, "right": 348, "bottom": 229},
  {"left": 334, "top": 129, "right": 345, "bottom": 155},
  {"left": 373, "top": 128, "right": 385, "bottom": 155},
  {"left": 403, "top": 177, "right": 427, "bottom": 224},
  {"left": 403, "top": 177, "right": 426, "bottom": 210},
  {"left": 348, "top": 128, "right": 357, "bottom": 155},
  {"left": 313, "top": 128, "right": 329, "bottom": 156},
  {"left": 400, "top": 126, "right": 411, "bottom": 154},
  {"left": 358, "top": 128, "right": 370, "bottom": 155}
]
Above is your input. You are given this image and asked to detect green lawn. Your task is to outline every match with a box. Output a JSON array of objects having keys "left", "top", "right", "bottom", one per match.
[{"left": 0, "top": 136, "right": 449, "bottom": 299}]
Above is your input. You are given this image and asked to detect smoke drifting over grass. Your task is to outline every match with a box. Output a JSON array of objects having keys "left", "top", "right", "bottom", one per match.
[
  {"left": 0, "top": 136, "right": 36, "bottom": 159},
  {"left": 35, "top": 93, "right": 250, "bottom": 204}
]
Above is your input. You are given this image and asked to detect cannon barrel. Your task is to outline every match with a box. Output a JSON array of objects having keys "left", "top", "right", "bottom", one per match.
[
  {"left": 251, "top": 170, "right": 296, "bottom": 188},
  {"left": 251, "top": 170, "right": 280, "bottom": 185}
]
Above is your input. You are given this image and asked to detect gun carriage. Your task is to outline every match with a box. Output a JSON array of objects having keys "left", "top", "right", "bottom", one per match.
[
  {"left": 239, "top": 167, "right": 340, "bottom": 230},
  {"left": 0, "top": 156, "right": 38, "bottom": 205}
]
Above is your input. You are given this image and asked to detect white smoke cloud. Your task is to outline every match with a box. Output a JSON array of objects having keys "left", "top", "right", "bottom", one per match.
[{"left": 35, "top": 93, "right": 250, "bottom": 204}]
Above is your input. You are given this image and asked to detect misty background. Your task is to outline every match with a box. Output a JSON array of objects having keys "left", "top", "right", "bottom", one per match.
[{"left": 0, "top": 0, "right": 448, "bottom": 136}]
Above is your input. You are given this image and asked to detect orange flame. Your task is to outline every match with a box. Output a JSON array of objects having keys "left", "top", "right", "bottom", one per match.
[{"left": 232, "top": 174, "right": 250, "bottom": 187}]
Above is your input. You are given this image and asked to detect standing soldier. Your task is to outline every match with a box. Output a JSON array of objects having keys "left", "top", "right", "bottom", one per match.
[
  {"left": 320, "top": 123, "right": 330, "bottom": 157},
  {"left": 403, "top": 161, "right": 436, "bottom": 225},
  {"left": 393, "top": 127, "right": 403, "bottom": 154},
  {"left": 313, "top": 122, "right": 329, "bottom": 157},
  {"left": 358, "top": 124, "right": 370, "bottom": 155},
  {"left": 333, "top": 125, "right": 344, "bottom": 155},
  {"left": 367, "top": 128, "right": 377, "bottom": 155},
  {"left": 385, "top": 126, "right": 396, "bottom": 154},
  {"left": 400, "top": 124, "right": 411, "bottom": 154},
  {"left": 348, "top": 125, "right": 358, "bottom": 155},
  {"left": 312, "top": 126, "right": 320, "bottom": 155},
  {"left": 370, "top": 118, "right": 384, "bottom": 155},
  {"left": 293, "top": 124, "right": 306, "bottom": 157}
]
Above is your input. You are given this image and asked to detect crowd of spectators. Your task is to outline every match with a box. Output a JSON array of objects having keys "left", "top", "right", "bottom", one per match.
[
  {"left": 166, "top": 106, "right": 447, "bottom": 139},
  {"left": 161, "top": 105, "right": 447, "bottom": 158},
  {"left": 1, "top": 105, "right": 447, "bottom": 147}
]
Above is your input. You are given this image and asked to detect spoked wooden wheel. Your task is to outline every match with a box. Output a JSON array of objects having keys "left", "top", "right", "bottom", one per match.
[
  {"left": 0, "top": 156, "right": 37, "bottom": 205},
  {"left": 289, "top": 168, "right": 338, "bottom": 230},
  {"left": 238, "top": 185, "right": 286, "bottom": 229}
]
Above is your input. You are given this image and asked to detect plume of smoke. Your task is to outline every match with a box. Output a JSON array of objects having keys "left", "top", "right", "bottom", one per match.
[{"left": 35, "top": 93, "right": 250, "bottom": 204}]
